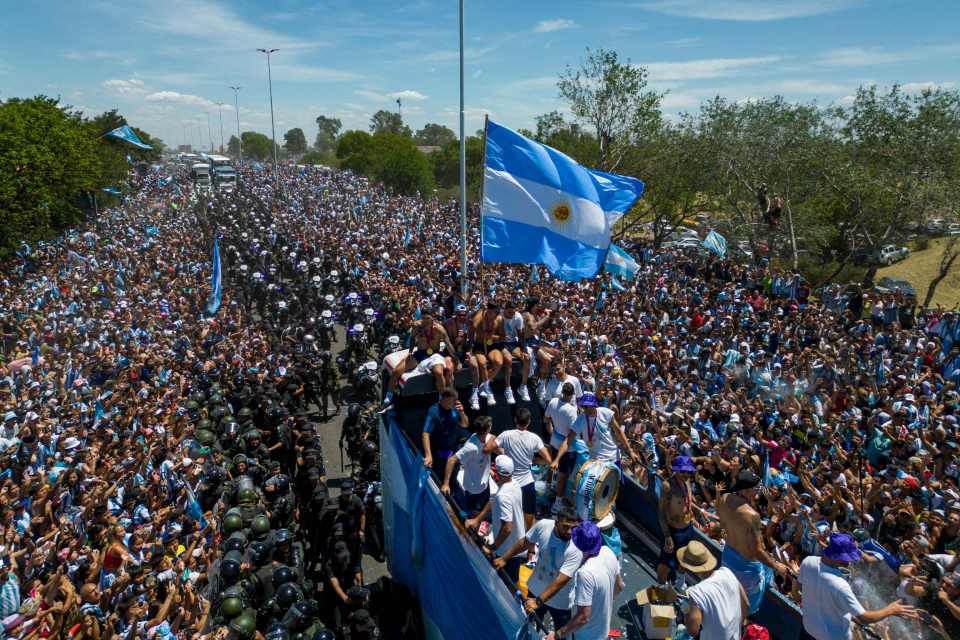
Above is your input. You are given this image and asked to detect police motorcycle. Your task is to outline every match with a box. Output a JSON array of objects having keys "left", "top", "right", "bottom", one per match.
[
  {"left": 337, "top": 323, "right": 369, "bottom": 376},
  {"left": 351, "top": 361, "right": 380, "bottom": 404}
]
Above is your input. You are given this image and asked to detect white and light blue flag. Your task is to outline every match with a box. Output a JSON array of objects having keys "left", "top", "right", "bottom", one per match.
[
  {"left": 105, "top": 125, "right": 153, "bottom": 150},
  {"left": 605, "top": 243, "right": 639, "bottom": 280},
  {"left": 480, "top": 120, "right": 644, "bottom": 281},
  {"left": 703, "top": 230, "right": 727, "bottom": 257},
  {"left": 205, "top": 237, "right": 222, "bottom": 316}
]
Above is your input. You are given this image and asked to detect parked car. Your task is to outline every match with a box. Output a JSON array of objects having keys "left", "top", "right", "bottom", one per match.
[
  {"left": 926, "top": 218, "right": 947, "bottom": 235},
  {"left": 875, "top": 277, "right": 916, "bottom": 297},
  {"left": 947, "top": 223, "right": 960, "bottom": 236},
  {"left": 878, "top": 244, "right": 910, "bottom": 265}
]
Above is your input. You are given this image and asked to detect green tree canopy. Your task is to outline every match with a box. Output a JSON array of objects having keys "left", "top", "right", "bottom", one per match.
[
  {"left": 241, "top": 131, "right": 274, "bottom": 161},
  {"left": 314, "top": 115, "right": 342, "bottom": 153},
  {"left": 283, "top": 127, "right": 308, "bottom": 156},
  {"left": 227, "top": 135, "right": 241, "bottom": 157},
  {"left": 0, "top": 96, "right": 101, "bottom": 256},
  {"left": 414, "top": 123, "right": 456, "bottom": 147},
  {"left": 370, "top": 110, "right": 411, "bottom": 137}
]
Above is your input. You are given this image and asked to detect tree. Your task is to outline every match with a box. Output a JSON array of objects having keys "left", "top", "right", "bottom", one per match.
[
  {"left": 532, "top": 111, "right": 600, "bottom": 166},
  {"left": 283, "top": 128, "right": 308, "bottom": 156},
  {"left": 371, "top": 133, "right": 434, "bottom": 196},
  {"left": 430, "top": 136, "right": 484, "bottom": 196},
  {"left": 314, "top": 115, "right": 342, "bottom": 153},
  {"left": 0, "top": 96, "right": 101, "bottom": 256},
  {"left": 558, "top": 48, "right": 663, "bottom": 171},
  {"left": 240, "top": 131, "right": 274, "bottom": 161},
  {"left": 414, "top": 123, "right": 456, "bottom": 147},
  {"left": 336, "top": 130, "right": 373, "bottom": 160},
  {"left": 369, "top": 110, "right": 411, "bottom": 137},
  {"left": 227, "top": 135, "right": 241, "bottom": 157}
]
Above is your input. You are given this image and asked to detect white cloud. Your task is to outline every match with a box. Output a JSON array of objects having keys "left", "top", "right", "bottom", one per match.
[
  {"left": 636, "top": 0, "right": 863, "bottom": 21},
  {"left": 145, "top": 91, "right": 218, "bottom": 109},
  {"left": 354, "top": 89, "right": 428, "bottom": 103},
  {"left": 643, "top": 56, "right": 781, "bottom": 81},
  {"left": 900, "top": 81, "right": 957, "bottom": 93},
  {"left": 65, "top": 50, "right": 135, "bottom": 64},
  {"left": 102, "top": 78, "right": 147, "bottom": 97},
  {"left": 533, "top": 18, "right": 577, "bottom": 33},
  {"left": 391, "top": 90, "right": 427, "bottom": 101},
  {"left": 818, "top": 44, "right": 960, "bottom": 67},
  {"left": 769, "top": 79, "right": 850, "bottom": 94}
]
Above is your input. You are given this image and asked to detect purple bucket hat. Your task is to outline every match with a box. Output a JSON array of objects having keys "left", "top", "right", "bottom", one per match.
[
  {"left": 578, "top": 392, "right": 599, "bottom": 408},
  {"left": 672, "top": 456, "right": 696, "bottom": 474},
  {"left": 572, "top": 521, "right": 603, "bottom": 556},
  {"left": 823, "top": 532, "right": 862, "bottom": 563}
]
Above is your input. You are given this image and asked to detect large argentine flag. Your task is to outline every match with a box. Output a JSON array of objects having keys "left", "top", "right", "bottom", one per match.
[{"left": 480, "top": 120, "right": 644, "bottom": 281}]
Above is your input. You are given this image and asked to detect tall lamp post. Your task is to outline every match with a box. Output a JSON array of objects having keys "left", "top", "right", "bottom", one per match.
[
  {"left": 458, "top": 0, "right": 468, "bottom": 299},
  {"left": 206, "top": 112, "right": 214, "bottom": 152},
  {"left": 229, "top": 86, "right": 243, "bottom": 164},
  {"left": 216, "top": 102, "right": 225, "bottom": 153},
  {"left": 256, "top": 47, "right": 280, "bottom": 192}
]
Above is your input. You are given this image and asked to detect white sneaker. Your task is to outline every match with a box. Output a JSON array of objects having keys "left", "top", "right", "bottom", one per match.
[
  {"left": 482, "top": 382, "right": 497, "bottom": 405},
  {"left": 469, "top": 388, "right": 480, "bottom": 411},
  {"left": 504, "top": 386, "right": 516, "bottom": 405},
  {"left": 518, "top": 385, "right": 531, "bottom": 402}
]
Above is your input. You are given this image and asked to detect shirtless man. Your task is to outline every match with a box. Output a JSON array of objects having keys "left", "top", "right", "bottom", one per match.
[
  {"left": 471, "top": 301, "right": 507, "bottom": 406},
  {"left": 445, "top": 303, "right": 481, "bottom": 410},
  {"left": 384, "top": 305, "right": 458, "bottom": 406},
  {"left": 522, "top": 298, "right": 554, "bottom": 397},
  {"left": 657, "top": 456, "right": 697, "bottom": 584},
  {"left": 717, "top": 469, "right": 789, "bottom": 615}
]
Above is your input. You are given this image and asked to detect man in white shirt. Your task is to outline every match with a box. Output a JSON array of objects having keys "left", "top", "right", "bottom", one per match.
[
  {"left": 494, "top": 501, "right": 583, "bottom": 630},
  {"left": 677, "top": 540, "right": 748, "bottom": 640},
  {"left": 799, "top": 532, "right": 917, "bottom": 640},
  {"left": 543, "top": 359, "right": 583, "bottom": 408},
  {"left": 442, "top": 415, "right": 494, "bottom": 517},
  {"left": 564, "top": 392, "right": 638, "bottom": 465},
  {"left": 502, "top": 299, "right": 532, "bottom": 402},
  {"left": 545, "top": 382, "right": 580, "bottom": 512},
  {"left": 490, "top": 407, "right": 552, "bottom": 528},
  {"left": 466, "top": 455, "right": 527, "bottom": 584},
  {"left": 549, "top": 521, "right": 622, "bottom": 640}
]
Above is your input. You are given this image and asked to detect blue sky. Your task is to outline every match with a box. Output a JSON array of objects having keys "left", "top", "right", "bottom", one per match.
[{"left": 2, "top": 0, "right": 958, "bottom": 149}]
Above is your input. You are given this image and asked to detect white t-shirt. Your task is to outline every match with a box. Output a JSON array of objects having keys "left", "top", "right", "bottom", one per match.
[
  {"left": 525, "top": 519, "right": 583, "bottom": 609},
  {"left": 572, "top": 546, "right": 620, "bottom": 640},
  {"left": 545, "top": 397, "right": 578, "bottom": 450},
  {"left": 545, "top": 374, "right": 583, "bottom": 404},
  {"left": 496, "top": 429, "right": 544, "bottom": 487},
  {"left": 493, "top": 480, "right": 526, "bottom": 558},
  {"left": 454, "top": 433, "right": 492, "bottom": 495},
  {"left": 571, "top": 407, "right": 621, "bottom": 462},
  {"left": 799, "top": 556, "right": 866, "bottom": 640},
  {"left": 504, "top": 312, "right": 524, "bottom": 343},
  {"left": 685, "top": 567, "right": 743, "bottom": 640}
]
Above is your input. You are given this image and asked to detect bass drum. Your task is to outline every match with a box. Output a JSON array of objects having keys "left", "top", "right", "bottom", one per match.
[{"left": 571, "top": 459, "right": 620, "bottom": 521}]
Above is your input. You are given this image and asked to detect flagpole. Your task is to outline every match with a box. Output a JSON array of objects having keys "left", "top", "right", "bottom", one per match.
[
  {"left": 478, "top": 114, "right": 489, "bottom": 300},
  {"left": 458, "top": 0, "right": 468, "bottom": 300}
]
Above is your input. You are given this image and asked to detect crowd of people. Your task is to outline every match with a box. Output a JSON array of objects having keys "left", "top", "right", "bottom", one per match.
[{"left": 3, "top": 156, "right": 960, "bottom": 640}]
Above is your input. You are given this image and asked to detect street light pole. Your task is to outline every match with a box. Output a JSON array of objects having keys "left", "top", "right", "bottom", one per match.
[
  {"left": 257, "top": 48, "right": 280, "bottom": 192},
  {"left": 458, "top": 0, "right": 468, "bottom": 299},
  {"left": 216, "top": 102, "right": 225, "bottom": 153},
  {"left": 206, "top": 112, "right": 213, "bottom": 152},
  {"left": 229, "top": 86, "right": 243, "bottom": 164}
]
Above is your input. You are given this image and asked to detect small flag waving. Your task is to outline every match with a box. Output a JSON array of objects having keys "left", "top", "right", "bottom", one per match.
[
  {"left": 31, "top": 345, "right": 40, "bottom": 366},
  {"left": 702, "top": 230, "right": 727, "bottom": 257},
  {"left": 102, "top": 187, "right": 122, "bottom": 195},
  {"left": 205, "top": 237, "right": 222, "bottom": 316},
  {"left": 480, "top": 119, "right": 644, "bottom": 281},
  {"left": 604, "top": 243, "right": 639, "bottom": 280},
  {"left": 105, "top": 125, "right": 153, "bottom": 150}
]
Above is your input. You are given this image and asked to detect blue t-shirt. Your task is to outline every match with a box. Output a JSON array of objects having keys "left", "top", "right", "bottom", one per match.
[{"left": 423, "top": 403, "right": 462, "bottom": 452}]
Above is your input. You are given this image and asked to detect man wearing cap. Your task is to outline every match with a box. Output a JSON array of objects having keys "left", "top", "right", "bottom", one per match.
[
  {"left": 566, "top": 392, "right": 638, "bottom": 466},
  {"left": 548, "top": 521, "right": 622, "bottom": 640},
  {"left": 466, "top": 455, "right": 527, "bottom": 583},
  {"left": 494, "top": 501, "right": 583, "bottom": 630},
  {"left": 717, "top": 469, "right": 789, "bottom": 615},
  {"left": 799, "top": 532, "right": 917, "bottom": 639},
  {"left": 677, "top": 540, "right": 748, "bottom": 640},
  {"left": 657, "top": 455, "right": 697, "bottom": 585}
]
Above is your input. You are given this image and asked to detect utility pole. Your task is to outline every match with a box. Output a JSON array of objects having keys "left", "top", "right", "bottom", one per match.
[
  {"left": 397, "top": 97, "right": 402, "bottom": 121},
  {"left": 216, "top": 102, "right": 225, "bottom": 153},
  {"left": 458, "top": 0, "right": 468, "bottom": 299},
  {"left": 206, "top": 112, "right": 213, "bottom": 152},
  {"left": 256, "top": 48, "right": 280, "bottom": 192},
  {"left": 229, "top": 86, "right": 243, "bottom": 164}
]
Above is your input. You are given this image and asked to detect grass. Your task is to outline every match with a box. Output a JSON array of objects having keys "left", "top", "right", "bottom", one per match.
[{"left": 877, "top": 237, "right": 960, "bottom": 308}]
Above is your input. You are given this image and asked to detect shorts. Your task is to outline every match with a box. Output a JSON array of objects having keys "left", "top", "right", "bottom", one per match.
[
  {"left": 505, "top": 340, "right": 523, "bottom": 352},
  {"left": 472, "top": 341, "right": 505, "bottom": 354},
  {"left": 415, "top": 353, "right": 445, "bottom": 374},
  {"left": 463, "top": 485, "right": 490, "bottom": 516},
  {"left": 658, "top": 522, "right": 695, "bottom": 568},
  {"left": 520, "top": 482, "right": 537, "bottom": 515},
  {"left": 550, "top": 445, "right": 577, "bottom": 474}
]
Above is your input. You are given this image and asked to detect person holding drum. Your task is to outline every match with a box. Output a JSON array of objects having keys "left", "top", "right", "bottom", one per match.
[
  {"left": 567, "top": 392, "right": 638, "bottom": 467},
  {"left": 656, "top": 455, "right": 697, "bottom": 585}
]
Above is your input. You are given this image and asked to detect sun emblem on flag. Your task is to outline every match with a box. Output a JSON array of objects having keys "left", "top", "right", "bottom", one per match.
[{"left": 552, "top": 202, "right": 571, "bottom": 225}]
